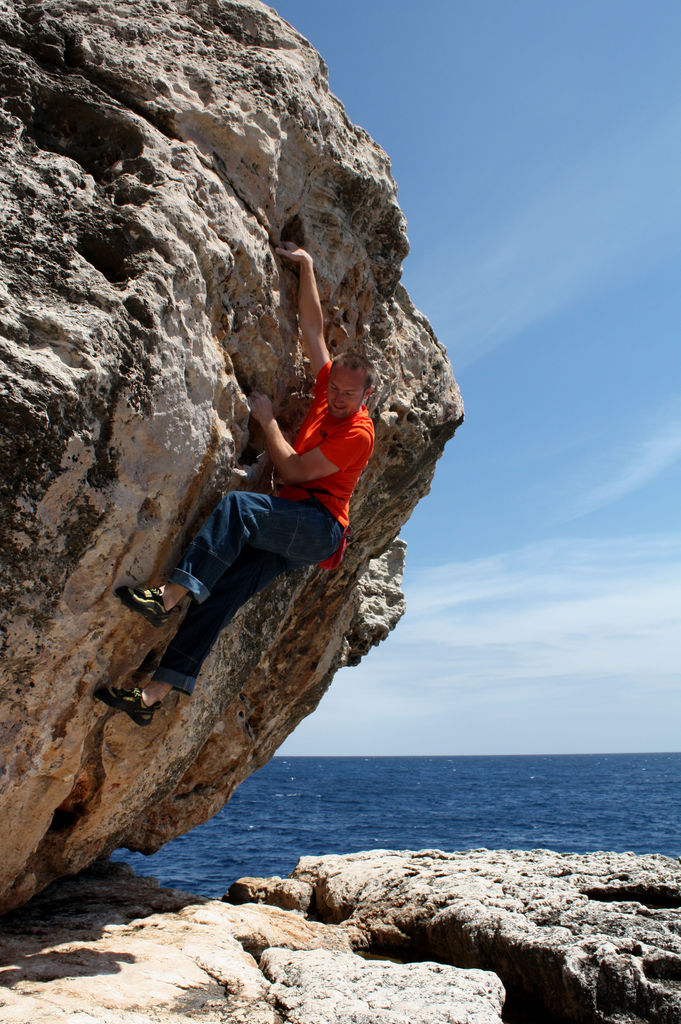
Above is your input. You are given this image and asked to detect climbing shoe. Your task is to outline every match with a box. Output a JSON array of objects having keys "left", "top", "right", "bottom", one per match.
[
  {"left": 94, "top": 685, "right": 161, "bottom": 727},
  {"left": 115, "top": 585, "right": 170, "bottom": 627}
]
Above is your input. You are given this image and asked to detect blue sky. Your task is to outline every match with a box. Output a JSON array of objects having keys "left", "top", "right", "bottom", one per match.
[{"left": 274, "top": 1, "right": 681, "bottom": 755}]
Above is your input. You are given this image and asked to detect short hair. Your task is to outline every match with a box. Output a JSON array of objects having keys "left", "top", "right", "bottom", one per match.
[{"left": 331, "top": 351, "right": 375, "bottom": 390}]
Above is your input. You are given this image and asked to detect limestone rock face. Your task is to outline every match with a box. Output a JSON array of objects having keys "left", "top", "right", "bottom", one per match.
[
  {"left": 0, "top": 862, "right": 505, "bottom": 1024},
  {"left": 5, "top": 849, "right": 680, "bottom": 1024},
  {"left": 0, "top": 863, "right": 354, "bottom": 1024},
  {"left": 259, "top": 948, "right": 505, "bottom": 1024},
  {"left": 268, "top": 848, "right": 681, "bottom": 1024},
  {"left": 228, "top": 874, "right": 315, "bottom": 914},
  {"left": 0, "top": 0, "right": 462, "bottom": 911}
]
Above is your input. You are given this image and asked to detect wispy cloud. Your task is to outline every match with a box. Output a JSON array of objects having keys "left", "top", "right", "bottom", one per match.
[
  {"left": 388, "top": 534, "right": 681, "bottom": 684},
  {"left": 414, "top": 106, "right": 681, "bottom": 366},
  {"left": 282, "top": 533, "right": 681, "bottom": 754},
  {"left": 568, "top": 417, "right": 681, "bottom": 518}
]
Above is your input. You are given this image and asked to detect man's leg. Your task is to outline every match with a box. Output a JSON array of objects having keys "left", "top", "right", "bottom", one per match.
[
  {"left": 97, "top": 547, "right": 287, "bottom": 723},
  {"left": 102, "top": 494, "right": 342, "bottom": 721},
  {"left": 144, "top": 497, "right": 342, "bottom": 700},
  {"left": 147, "top": 546, "right": 288, "bottom": 698},
  {"left": 114, "top": 491, "right": 286, "bottom": 627},
  {"left": 166, "top": 491, "right": 340, "bottom": 602},
  {"left": 161, "top": 581, "right": 187, "bottom": 610}
]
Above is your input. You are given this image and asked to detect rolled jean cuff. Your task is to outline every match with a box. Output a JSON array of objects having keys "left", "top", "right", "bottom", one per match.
[
  {"left": 151, "top": 665, "right": 196, "bottom": 696},
  {"left": 168, "top": 567, "right": 210, "bottom": 603}
]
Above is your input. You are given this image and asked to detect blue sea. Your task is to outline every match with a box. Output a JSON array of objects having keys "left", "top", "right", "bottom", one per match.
[{"left": 113, "top": 753, "right": 681, "bottom": 898}]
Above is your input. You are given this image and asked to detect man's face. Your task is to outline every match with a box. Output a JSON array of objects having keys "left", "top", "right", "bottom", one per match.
[{"left": 326, "top": 364, "right": 371, "bottom": 420}]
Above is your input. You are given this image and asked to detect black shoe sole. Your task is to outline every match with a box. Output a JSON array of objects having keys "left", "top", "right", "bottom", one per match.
[
  {"left": 94, "top": 687, "right": 156, "bottom": 727},
  {"left": 115, "top": 586, "right": 169, "bottom": 628}
]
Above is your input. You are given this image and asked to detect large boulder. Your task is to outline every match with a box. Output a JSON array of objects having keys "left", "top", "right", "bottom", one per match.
[
  {"left": 268, "top": 848, "right": 681, "bottom": 1024},
  {"left": 0, "top": 0, "right": 462, "bottom": 911},
  {"left": 0, "top": 862, "right": 505, "bottom": 1024}
]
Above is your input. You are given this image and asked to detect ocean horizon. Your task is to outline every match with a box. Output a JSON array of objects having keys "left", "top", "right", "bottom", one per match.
[{"left": 113, "top": 751, "right": 681, "bottom": 898}]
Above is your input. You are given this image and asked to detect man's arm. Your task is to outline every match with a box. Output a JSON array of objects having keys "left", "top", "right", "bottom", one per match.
[
  {"left": 249, "top": 392, "right": 339, "bottom": 484},
  {"left": 275, "top": 242, "right": 330, "bottom": 377}
]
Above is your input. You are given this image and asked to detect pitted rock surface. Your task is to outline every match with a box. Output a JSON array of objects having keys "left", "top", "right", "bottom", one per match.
[
  {"left": 0, "top": 0, "right": 462, "bottom": 912},
  {"left": 0, "top": 862, "right": 504, "bottom": 1024},
  {"left": 239, "top": 848, "right": 681, "bottom": 1024},
  {"left": 260, "top": 948, "right": 505, "bottom": 1024}
]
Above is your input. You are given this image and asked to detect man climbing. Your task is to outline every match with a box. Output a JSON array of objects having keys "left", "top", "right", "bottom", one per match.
[{"left": 95, "top": 242, "right": 375, "bottom": 725}]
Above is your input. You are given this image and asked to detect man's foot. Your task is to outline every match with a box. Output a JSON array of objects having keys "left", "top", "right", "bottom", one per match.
[
  {"left": 115, "top": 585, "right": 170, "bottom": 627},
  {"left": 94, "top": 685, "right": 162, "bottom": 727}
]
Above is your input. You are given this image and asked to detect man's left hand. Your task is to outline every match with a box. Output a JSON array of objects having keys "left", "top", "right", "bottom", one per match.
[{"left": 249, "top": 392, "right": 275, "bottom": 427}]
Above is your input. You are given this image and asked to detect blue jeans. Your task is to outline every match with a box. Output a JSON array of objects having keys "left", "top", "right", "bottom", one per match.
[{"left": 151, "top": 492, "right": 343, "bottom": 696}]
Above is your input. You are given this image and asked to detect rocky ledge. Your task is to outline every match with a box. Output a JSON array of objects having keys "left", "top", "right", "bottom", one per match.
[{"left": 2, "top": 848, "right": 680, "bottom": 1024}]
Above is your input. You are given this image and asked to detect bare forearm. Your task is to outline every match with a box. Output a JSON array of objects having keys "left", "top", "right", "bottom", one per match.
[
  {"left": 276, "top": 243, "right": 329, "bottom": 375},
  {"left": 261, "top": 419, "right": 306, "bottom": 483},
  {"left": 297, "top": 259, "right": 324, "bottom": 346},
  {"left": 251, "top": 395, "right": 338, "bottom": 484}
]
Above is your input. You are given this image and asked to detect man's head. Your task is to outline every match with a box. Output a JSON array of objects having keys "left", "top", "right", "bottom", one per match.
[{"left": 327, "top": 352, "right": 374, "bottom": 420}]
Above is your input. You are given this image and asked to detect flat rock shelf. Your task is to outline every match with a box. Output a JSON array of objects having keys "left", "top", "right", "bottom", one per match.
[{"left": 2, "top": 848, "right": 680, "bottom": 1023}]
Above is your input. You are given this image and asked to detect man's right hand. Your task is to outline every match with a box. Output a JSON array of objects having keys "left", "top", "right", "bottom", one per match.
[
  {"left": 248, "top": 392, "right": 276, "bottom": 428},
  {"left": 274, "top": 241, "right": 329, "bottom": 377},
  {"left": 275, "top": 241, "right": 313, "bottom": 266}
]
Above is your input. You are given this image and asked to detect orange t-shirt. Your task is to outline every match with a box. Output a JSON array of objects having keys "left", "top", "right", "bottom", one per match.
[{"left": 279, "top": 361, "right": 374, "bottom": 528}]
